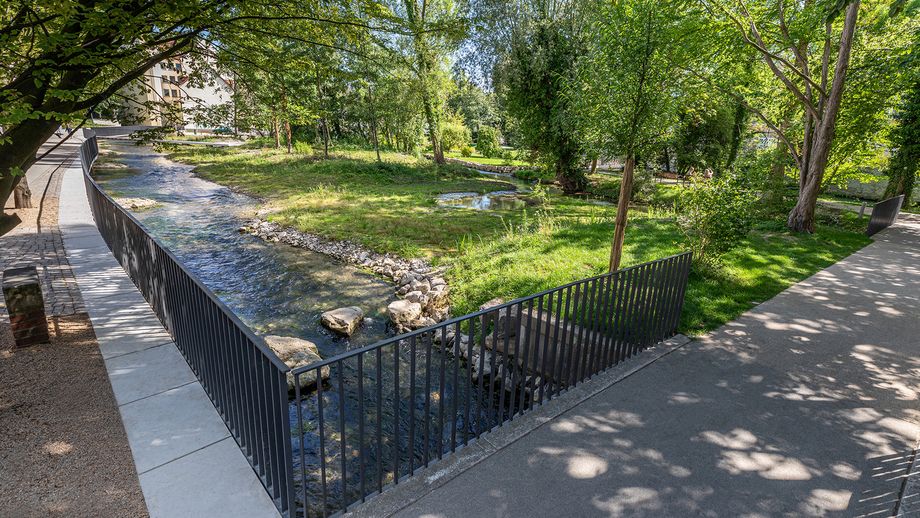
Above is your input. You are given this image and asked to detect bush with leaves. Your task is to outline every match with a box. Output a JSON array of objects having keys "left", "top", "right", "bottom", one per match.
[
  {"left": 476, "top": 126, "right": 502, "bottom": 158},
  {"left": 440, "top": 117, "right": 472, "bottom": 152},
  {"left": 460, "top": 145, "right": 474, "bottom": 157},
  {"left": 678, "top": 174, "right": 758, "bottom": 266}
]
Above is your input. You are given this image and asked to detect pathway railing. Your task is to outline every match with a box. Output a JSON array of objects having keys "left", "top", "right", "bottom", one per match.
[
  {"left": 291, "top": 251, "right": 692, "bottom": 516},
  {"left": 80, "top": 134, "right": 693, "bottom": 518},
  {"left": 866, "top": 195, "right": 904, "bottom": 237},
  {"left": 78, "top": 135, "right": 297, "bottom": 516}
]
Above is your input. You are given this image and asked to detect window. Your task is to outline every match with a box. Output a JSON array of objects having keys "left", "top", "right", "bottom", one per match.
[
  {"left": 162, "top": 89, "right": 170, "bottom": 97},
  {"left": 171, "top": 89, "right": 178, "bottom": 98}
]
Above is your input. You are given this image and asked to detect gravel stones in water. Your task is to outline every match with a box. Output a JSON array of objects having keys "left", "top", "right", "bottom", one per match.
[{"left": 241, "top": 219, "right": 452, "bottom": 330}]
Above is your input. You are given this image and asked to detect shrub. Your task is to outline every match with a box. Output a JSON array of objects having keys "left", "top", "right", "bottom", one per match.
[
  {"left": 476, "top": 126, "right": 502, "bottom": 158},
  {"left": 440, "top": 119, "right": 472, "bottom": 152},
  {"left": 460, "top": 145, "right": 474, "bottom": 157},
  {"left": 677, "top": 174, "right": 758, "bottom": 266}
]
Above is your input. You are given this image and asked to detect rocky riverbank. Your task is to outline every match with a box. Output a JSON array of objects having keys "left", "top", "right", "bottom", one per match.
[{"left": 240, "top": 219, "right": 451, "bottom": 330}]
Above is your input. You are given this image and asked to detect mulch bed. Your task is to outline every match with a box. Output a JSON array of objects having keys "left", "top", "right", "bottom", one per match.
[{"left": 0, "top": 314, "right": 148, "bottom": 517}]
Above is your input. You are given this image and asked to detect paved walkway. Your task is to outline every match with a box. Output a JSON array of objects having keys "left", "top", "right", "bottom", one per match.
[
  {"left": 385, "top": 216, "right": 920, "bottom": 517},
  {"left": 1, "top": 136, "right": 85, "bottom": 318},
  {"left": 54, "top": 137, "right": 280, "bottom": 517}
]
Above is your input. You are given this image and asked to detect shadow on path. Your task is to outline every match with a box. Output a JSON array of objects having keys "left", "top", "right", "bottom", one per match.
[{"left": 392, "top": 220, "right": 920, "bottom": 517}]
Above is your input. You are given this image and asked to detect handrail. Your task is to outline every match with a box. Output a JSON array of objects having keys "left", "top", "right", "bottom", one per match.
[{"left": 78, "top": 135, "right": 295, "bottom": 516}]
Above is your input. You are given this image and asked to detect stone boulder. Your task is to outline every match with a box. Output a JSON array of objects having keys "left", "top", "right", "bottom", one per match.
[
  {"left": 264, "top": 335, "right": 330, "bottom": 391},
  {"left": 387, "top": 300, "right": 422, "bottom": 328},
  {"left": 320, "top": 306, "right": 364, "bottom": 336},
  {"left": 404, "top": 290, "right": 428, "bottom": 305},
  {"left": 479, "top": 297, "right": 516, "bottom": 340}
]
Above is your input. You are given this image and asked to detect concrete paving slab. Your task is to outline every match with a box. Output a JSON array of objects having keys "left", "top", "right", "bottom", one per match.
[
  {"left": 104, "top": 343, "right": 197, "bottom": 406},
  {"left": 139, "top": 437, "right": 281, "bottom": 518},
  {"left": 121, "top": 382, "right": 231, "bottom": 473}
]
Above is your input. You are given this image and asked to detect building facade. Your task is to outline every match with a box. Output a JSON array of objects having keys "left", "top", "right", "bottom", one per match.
[{"left": 119, "top": 51, "right": 233, "bottom": 132}]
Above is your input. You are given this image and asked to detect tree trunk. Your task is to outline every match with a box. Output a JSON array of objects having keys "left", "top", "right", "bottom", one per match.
[
  {"left": 285, "top": 119, "right": 292, "bottom": 154},
  {"left": 787, "top": 1, "right": 859, "bottom": 233},
  {"left": 609, "top": 156, "right": 635, "bottom": 272},
  {"left": 724, "top": 102, "right": 747, "bottom": 172},
  {"left": 0, "top": 117, "right": 61, "bottom": 211},
  {"left": 590, "top": 157, "right": 598, "bottom": 175},
  {"left": 273, "top": 115, "right": 281, "bottom": 149},
  {"left": 13, "top": 179, "right": 33, "bottom": 209},
  {"left": 422, "top": 96, "right": 444, "bottom": 164},
  {"left": 371, "top": 116, "right": 381, "bottom": 162}
]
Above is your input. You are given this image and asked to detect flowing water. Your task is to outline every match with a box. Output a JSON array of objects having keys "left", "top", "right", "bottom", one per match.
[
  {"left": 94, "top": 141, "right": 396, "bottom": 351},
  {"left": 95, "top": 142, "right": 507, "bottom": 514}
]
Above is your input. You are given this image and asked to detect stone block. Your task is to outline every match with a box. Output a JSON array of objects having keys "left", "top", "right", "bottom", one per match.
[{"left": 3, "top": 266, "right": 49, "bottom": 347}]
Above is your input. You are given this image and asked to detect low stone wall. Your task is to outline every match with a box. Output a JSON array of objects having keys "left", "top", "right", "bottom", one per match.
[
  {"left": 425, "top": 155, "right": 524, "bottom": 174},
  {"left": 241, "top": 219, "right": 451, "bottom": 329}
]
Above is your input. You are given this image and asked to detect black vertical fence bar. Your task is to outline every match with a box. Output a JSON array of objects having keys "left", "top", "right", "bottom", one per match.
[
  {"left": 422, "top": 334, "right": 431, "bottom": 468},
  {"left": 391, "top": 344, "right": 400, "bottom": 485},
  {"left": 79, "top": 137, "right": 294, "bottom": 517},
  {"left": 437, "top": 327, "right": 447, "bottom": 459},
  {"left": 357, "top": 352, "right": 366, "bottom": 502},
  {"left": 375, "top": 347, "right": 383, "bottom": 495},
  {"left": 450, "top": 325, "right": 460, "bottom": 451}
]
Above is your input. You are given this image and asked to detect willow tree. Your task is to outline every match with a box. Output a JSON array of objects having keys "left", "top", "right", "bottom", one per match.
[
  {"left": 571, "top": 0, "right": 685, "bottom": 271},
  {"left": 497, "top": 16, "right": 586, "bottom": 192}
]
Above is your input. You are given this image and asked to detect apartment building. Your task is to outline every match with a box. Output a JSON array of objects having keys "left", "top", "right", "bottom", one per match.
[{"left": 119, "top": 52, "right": 233, "bottom": 131}]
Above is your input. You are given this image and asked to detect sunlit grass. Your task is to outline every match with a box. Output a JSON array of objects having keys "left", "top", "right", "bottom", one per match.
[{"left": 166, "top": 144, "right": 871, "bottom": 335}]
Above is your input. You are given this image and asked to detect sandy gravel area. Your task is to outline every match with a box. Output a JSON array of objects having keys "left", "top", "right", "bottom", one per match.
[{"left": 0, "top": 314, "right": 148, "bottom": 517}]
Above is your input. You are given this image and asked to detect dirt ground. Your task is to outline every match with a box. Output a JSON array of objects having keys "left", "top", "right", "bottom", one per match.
[{"left": 0, "top": 314, "right": 148, "bottom": 517}]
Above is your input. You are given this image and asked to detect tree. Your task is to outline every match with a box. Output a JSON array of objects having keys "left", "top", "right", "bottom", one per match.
[
  {"left": 672, "top": 92, "right": 737, "bottom": 177},
  {"left": 884, "top": 76, "right": 920, "bottom": 206},
  {"left": 0, "top": 1, "right": 368, "bottom": 211},
  {"left": 699, "top": 0, "right": 862, "bottom": 232},
  {"left": 571, "top": 0, "right": 685, "bottom": 270},
  {"left": 475, "top": 125, "right": 502, "bottom": 157},
  {"left": 496, "top": 16, "right": 586, "bottom": 192},
  {"left": 393, "top": 0, "right": 468, "bottom": 164}
]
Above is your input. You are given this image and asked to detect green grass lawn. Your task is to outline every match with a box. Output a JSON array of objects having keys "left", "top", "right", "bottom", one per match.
[{"left": 164, "top": 144, "right": 871, "bottom": 335}]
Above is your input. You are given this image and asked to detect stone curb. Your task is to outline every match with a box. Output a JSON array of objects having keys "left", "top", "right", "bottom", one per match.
[{"left": 344, "top": 334, "right": 693, "bottom": 518}]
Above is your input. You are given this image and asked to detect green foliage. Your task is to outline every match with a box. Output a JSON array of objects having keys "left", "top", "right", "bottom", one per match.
[
  {"left": 673, "top": 95, "right": 737, "bottom": 177},
  {"left": 475, "top": 126, "right": 502, "bottom": 158},
  {"left": 571, "top": 0, "right": 686, "bottom": 165},
  {"left": 678, "top": 175, "right": 758, "bottom": 266},
  {"left": 439, "top": 115, "right": 472, "bottom": 151},
  {"left": 460, "top": 145, "right": 474, "bottom": 157},
  {"left": 885, "top": 75, "right": 920, "bottom": 206},
  {"left": 495, "top": 17, "right": 586, "bottom": 192}
]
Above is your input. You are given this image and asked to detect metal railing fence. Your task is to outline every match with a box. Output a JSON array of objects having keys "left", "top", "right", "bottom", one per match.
[
  {"left": 291, "top": 251, "right": 692, "bottom": 516},
  {"left": 78, "top": 135, "right": 296, "bottom": 516},
  {"left": 866, "top": 195, "right": 904, "bottom": 236}
]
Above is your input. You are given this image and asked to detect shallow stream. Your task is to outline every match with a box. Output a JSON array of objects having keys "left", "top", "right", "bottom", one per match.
[{"left": 95, "top": 142, "right": 506, "bottom": 513}]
